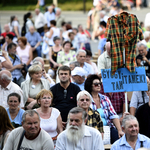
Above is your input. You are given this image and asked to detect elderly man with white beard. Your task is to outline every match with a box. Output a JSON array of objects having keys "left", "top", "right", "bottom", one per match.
[{"left": 55, "top": 107, "right": 104, "bottom": 150}]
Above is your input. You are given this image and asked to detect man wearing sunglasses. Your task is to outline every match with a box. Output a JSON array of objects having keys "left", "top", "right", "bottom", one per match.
[{"left": 51, "top": 66, "right": 81, "bottom": 128}]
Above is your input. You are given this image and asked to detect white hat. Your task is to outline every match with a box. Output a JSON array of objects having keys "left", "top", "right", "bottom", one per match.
[{"left": 71, "top": 67, "right": 86, "bottom": 77}]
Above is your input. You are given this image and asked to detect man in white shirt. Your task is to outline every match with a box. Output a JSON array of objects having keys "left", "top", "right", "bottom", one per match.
[
  {"left": 35, "top": 8, "right": 47, "bottom": 35},
  {"left": 0, "top": 70, "right": 24, "bottom": 108},
  {"left": 3, "top": 110, "right": 54, "bottom": 150},
  {"left": 55, "top": 107, "right": 104, "bottom": 150}
]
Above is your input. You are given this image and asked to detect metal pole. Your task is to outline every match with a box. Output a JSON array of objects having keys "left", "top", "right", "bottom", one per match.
[
  {"left": 53, "top": 0, "right": 58, "bottom": 7},
  {"left": 83, "top": 0, "right": 86, "bottom": 14}
]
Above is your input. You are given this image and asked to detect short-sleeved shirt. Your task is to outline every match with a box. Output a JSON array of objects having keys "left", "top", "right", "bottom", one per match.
[
  {"left": 50, "top": 83, "right": 81, "bottom": 122},
  {"left": 25, "top": 32, "right": 42, "bottom": 47}
]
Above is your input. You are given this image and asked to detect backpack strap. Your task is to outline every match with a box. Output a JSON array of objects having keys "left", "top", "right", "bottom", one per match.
[{"left": 17, "top": 130, "right": 25, "bottom": 150}]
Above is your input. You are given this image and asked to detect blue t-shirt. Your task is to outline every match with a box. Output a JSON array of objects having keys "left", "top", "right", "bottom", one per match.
[
  {"left": 97, "top": 108, "right": 107, "bottom": 126},
  {"left": 6, "top": 108, "right": 25, "bottom": 126}
]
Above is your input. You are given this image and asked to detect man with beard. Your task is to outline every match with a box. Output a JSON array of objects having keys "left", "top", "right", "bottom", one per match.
[
  {"left": 51, "top": 66, "right": 81, "bottom": 127},
  {"left": 111, "top": 115, "right": 150, "bottom": 150},
  {"left": 55, "top": 107, "right": 104, "bottom": 150}
]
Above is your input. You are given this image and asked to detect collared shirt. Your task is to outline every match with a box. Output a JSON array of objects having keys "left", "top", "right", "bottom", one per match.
[
  {"left": 90, "top": 93, "right": 118, "bottom": 128},
  {"left": 87, "top": 107, "right": 104, "bottom": 133},
  {"left": 98, "top": 38, "right": 107, "bottom": 54},
  {"left": 100, "top": 84, "right": 125, "bottom": 114},
  {"left": 25, "top": 32, "right": 42, "bottom": 47},
  {"left": 83, "top": 62, "right": 94, "bottom": 76},
  {"left": 8, "top": 54, "right": 22, "bottom": 80},
  {"left": 0, "top": 81, "right": 24, "bottom": 108},
  {"left": 130, "top": 91, "right": 149, "bottom": 109},
  {"left": 105, "top": 12, "right": 143, "bottom": 75},
  {"left": 97, "top": 51, "right": 111, "bottom": 74},
  {"left": 55, "top": 125, "right": 104, "bottom": 150},
  {"left": 35, "top": 12, "right": 47, "bottom": 29},
  {"left": 72, "top": 82, "right": 85, "bottom": 91},
  {"left": 111, "top": 134, "right": 150, "bottom": 150},
  {"left": 44, "top": 11, "right": 55, "bottom": 27}
]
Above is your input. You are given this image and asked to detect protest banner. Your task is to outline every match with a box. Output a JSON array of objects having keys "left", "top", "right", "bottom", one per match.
[{"left": 101, "top": 67, "right": 147, "bottom": 93}]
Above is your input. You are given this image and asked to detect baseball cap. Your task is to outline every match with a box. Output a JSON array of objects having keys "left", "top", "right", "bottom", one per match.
[{"left": 71, "top": 67, "right": 86, "bottom": 77}]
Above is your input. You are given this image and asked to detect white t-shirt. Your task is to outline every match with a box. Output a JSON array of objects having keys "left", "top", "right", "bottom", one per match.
[
  {"left": 11, "top": 21, "right": 21, "bottom": 36},
  {"left": 3, "top": 127, "right": 54, "bottom": 150},
  {"left": 37, "top": 108, "right": 60, "bottom": 138},
  {"left": 0, "top": 56, "right": 6, "bottom": 63}
]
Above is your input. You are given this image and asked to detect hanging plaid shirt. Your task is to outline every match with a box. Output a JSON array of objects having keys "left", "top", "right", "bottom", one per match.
[
  {"left": 105, "top": 12, "right": 143, "bottom": 75},
  {"left": 86, "top": 107, "right": 104, "bottom": 133},
  {"left": 90, "top": 93, "right": 119, "bottom": 128}
]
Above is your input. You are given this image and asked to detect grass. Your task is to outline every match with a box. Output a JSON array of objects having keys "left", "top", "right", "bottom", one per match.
[{"left": 0, "top": 2, "right": 93, "bottom": 11}]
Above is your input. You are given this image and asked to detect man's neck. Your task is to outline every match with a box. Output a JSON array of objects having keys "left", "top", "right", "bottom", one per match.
[
  {"left": 60, "top": 81, "right": 70, "bottom": 89},
  {"left": 126, "top": 135, "right": 138, "bottom": 143},
  {"left": 80, "top": 63, "right": 84, "bottom": 68}
]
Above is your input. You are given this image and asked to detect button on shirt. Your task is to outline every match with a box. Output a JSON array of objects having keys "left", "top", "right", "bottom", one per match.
[
  {"left": 105, "top": 12, "right": 143, "bottom": 75},
  {"left": 44, "top": 12, "right": 55, "bottom": 27},
  {"left": 25, "top": 32, "right": 42, "bottom": 47},
  {"left": 0, "top": 82, "right": 24, "bottom": 108},
  {"left": 111, "top": 134, "right": 150, "bottom": 150},
  {"left": 55, "top": 125, "right": 104, "bottom": 150}
]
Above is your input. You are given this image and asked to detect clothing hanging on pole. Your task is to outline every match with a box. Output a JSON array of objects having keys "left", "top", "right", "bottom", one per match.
[{"left": 105, "top": 12, "right": 143, "bottom": 75}]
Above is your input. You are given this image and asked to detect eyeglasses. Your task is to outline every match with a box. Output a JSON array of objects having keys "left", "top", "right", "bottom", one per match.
[
  {"left": 93, "top": 82, "right": 101, "bottom": 87},
  {"left": 64, "top": 89, "right": 67, "bottom": 99},
  {"left": 42, "top": 97, "right": 52, "bottom": 100},
  {"left": 80, "top": 99, "right": 90, "bottom": 102}
]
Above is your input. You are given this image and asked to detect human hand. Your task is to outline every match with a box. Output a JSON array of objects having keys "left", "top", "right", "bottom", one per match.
[
  {"left": 17, "top": 64, "right": 24, "bottom": 69},
  {"left": 118, "top": 130, "right": 124, "bottom": 138}
]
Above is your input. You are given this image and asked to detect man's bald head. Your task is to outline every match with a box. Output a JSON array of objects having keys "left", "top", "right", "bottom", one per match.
[
  {"left": 105, "top": 42, "right": 111, "bottom": 57},
  {"left": 35, "top": 8, "right": 40, "bottom": 15},
  {"left": 4, "top": 24, "right": 10, "bottom": 32},
  {"left": 29, "top": 26, "right": 35, "bottom": 34}
]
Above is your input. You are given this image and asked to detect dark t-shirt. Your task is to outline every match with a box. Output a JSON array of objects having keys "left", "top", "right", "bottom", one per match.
[
  {"left": 136, "top": 103, "right": 150, "bottom": 138},
  {"left": 50, "top": 83, "right": 81, "bottom": 122},
  {"left": 136, "top": 50, "right": 150, "bottom": 78}
]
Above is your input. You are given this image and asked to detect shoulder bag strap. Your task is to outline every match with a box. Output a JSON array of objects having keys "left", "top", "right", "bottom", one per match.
[
  {"left": 140, "top": 141, "right": 143, "bottom": 147},
  {"left": 141, "top": 91, "right": 145, "bottom": 104},
  {"left": 17, "top": 130, "right": 25, "bottom": 150}
]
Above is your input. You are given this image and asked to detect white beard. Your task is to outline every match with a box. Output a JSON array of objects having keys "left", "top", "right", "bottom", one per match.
[{"left": 66, "top": 122, "right": 85, "bottom": 145}]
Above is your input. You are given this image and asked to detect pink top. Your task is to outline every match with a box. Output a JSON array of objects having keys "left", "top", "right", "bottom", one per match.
[{"left": 16, "top": 45, "right": 30, "bottom": 64}]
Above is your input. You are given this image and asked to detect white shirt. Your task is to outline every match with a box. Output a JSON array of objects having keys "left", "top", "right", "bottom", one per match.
[
  {"left": 55, "top": 125, "right": 104, "bottom": 150},
  {"left": 0, "top": 81, "right": 24, "bottom": 108},
  {"left": 97, "top": 51, "right": 111, "bottom": 74},
  {"left": 35, "top": 12, "right": 47, "bottom": 29},
  {"left": 0, "top": 56, "right": 6, "bottom": 63}
]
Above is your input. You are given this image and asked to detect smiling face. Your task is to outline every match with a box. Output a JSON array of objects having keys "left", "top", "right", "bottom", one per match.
[
  {"left": 123, "top": 119, "right": 139, "bottom": 139},
  {"left": 7, "top": 96, "right": 20, "bottom": 110},
  {"left": 31, "top": 71, "right": 42, "bottom": 81}
]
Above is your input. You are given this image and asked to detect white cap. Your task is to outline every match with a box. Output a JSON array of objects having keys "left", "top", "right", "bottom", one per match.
[{"left": 71, "top": 67, "right": 86, "bottom": 77}]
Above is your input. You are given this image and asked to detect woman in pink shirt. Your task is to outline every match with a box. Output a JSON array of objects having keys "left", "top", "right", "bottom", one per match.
[{"left": 16, "top": 37, "right": 33, "bottom": 67}]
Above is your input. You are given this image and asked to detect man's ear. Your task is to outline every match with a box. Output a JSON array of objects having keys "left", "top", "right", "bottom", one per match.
[{"left": 122, "top": 126, "right": 125, "bottom": 132}]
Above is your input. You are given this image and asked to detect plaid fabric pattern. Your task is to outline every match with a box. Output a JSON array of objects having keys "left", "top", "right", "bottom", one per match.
[
  {"left": 90, "top": 93, "right": 118, "bottom": 128},
  {"left": 100, "top": 84, "right": 125, "bottom": 114},
  {"left": 105, "top": 12, "right": 143, "bottom": 75},
  {"left": 86, "top": 107, "right": 104, "bottom": 133}
]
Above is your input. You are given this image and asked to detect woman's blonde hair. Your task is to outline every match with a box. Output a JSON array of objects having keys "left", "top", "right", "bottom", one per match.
[{"left": 28, "top": 65, "right": 42, "bottom": 77}]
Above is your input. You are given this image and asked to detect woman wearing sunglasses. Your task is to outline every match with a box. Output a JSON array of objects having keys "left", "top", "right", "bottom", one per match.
[{"left": 84, "top": 74, "right": 124, "bottom": 144}]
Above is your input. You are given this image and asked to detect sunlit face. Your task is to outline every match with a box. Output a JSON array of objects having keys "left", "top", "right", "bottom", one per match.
[
  {"left": 7, "top": 96, "right": 20, "bottom": 110},
  {"left": 59, "top": 70, "right": 71, "bottom": 83},
  {"left": 18, "top": 40, "right": 24, "bottom": 47},
  {"left": 9, "top": 45, "right": 17, "bottom": 55},
  {"left": 22, "top": 113, "right": 40, "bottom": 138},
  {"left": 92, "top": 79, "right": 101, "bottom": 92},
  {"left": 64, "top": 43, "right": 71, "bottom": 51},
  {"left": 31, "top": 71, "right": 42, "bottom": 81},
  {"left": 123, "top": 119, "right": 139, "bottom": 138},
  {"left": 77, "top": 94, "right": 91, "bottom": 110},
  {"left": 54, "top": 39, "right": 61, "bottom": 45},
  {"left": 76, "top": 52, "right": 86, "bottom": 64},
  {"left": 69, "top": 112, "right": 83, "bottom": 127},
  {"left": 138, "top": 45, "right": 145, "bottom": 55},
  {"left": 39, "top": 94, "right": 52, "bottom": 108}
]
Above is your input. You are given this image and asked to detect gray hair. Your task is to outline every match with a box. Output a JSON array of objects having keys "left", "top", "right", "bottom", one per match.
[
  {"left": 22, "top": 110, "right": 40, "bottom": 124},
  {"left": 69, "top": 107, "right": 87, "bottom": 121},
  {"left": 32, "top": 61, "right": 42, "bottom": 67},
  {"left": 57, "top": 8, "right": 61, "bottom": 12},
  {"left": 100, "top": 10, "right": 106, "bottom": 15},
  {"left": 76, "top": 49, "right": 87, "bottom": 56},
  {"left": 143, "top": 31, "right": 150, "bottom": 39},
  {"left": 33, "top": 57, "right": 43, "bottom": 63},
  {"left": 77, "top": 90, "right": 92, "bottom": 103},
  {"left": 1, "top": 73, "right": 12, "bottom": 81},
  {"left": 122, "top": 115, "right": 138, "bottom": 128},
  {"left": 69, "top": 61, "right": 80, "bottom": 67},
  {"left": 137, "top": 42, "right": 147, "bottom": 49}
]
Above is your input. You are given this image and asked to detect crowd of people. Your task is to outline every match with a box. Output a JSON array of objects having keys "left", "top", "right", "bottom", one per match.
[{"left": 1, "top": 0, "right": 150, "bottom": 149}]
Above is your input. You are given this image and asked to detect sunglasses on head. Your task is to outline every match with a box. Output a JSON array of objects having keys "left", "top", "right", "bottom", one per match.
[{"left": 93, "top": 82, "right": 101, "bottom": 87}]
